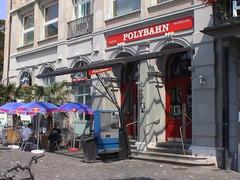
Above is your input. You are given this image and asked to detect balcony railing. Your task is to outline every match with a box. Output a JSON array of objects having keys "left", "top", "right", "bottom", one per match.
[
  {"left": 68, "top": 14, "right": 93, "bottom": 39},
  {"left": 213, "top": 0, "right": 240, "bottom": 25}
]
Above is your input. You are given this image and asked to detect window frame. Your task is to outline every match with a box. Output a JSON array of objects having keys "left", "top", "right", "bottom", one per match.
[
  {"left": 42, "top": 67, "right": 55, "bottom": 86},
  {"left": 22, "top": 12, "right": 34, "bottom": 45},
  {"left": 108, "top": 0, "right": 141, "bottom": 19},
  {"left": 74, "top": 0, "right": 93, "bottom": 19},
  {"left": 43, "top": 1, "right": 59, "bottom": 39}
]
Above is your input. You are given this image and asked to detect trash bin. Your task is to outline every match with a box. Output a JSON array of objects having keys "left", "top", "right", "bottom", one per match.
[{"left": 80, "top": 136, "right": 96, "bottom": 162}]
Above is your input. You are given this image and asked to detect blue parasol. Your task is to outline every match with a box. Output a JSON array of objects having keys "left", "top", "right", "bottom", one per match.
[
  {"left": 18, "top": 101, "right": 58, "bottom": 152},
  {"left": 56, "top": 102, "right": 94, "bottom": 114},
  {"left": 18, "top": 101, "right": 58, "bottom": 114},
  {"left": 56, "top": 102, "right": 94, "bottom": 151},
  {"left": 0, "top": 102, "right": 25, "bottom": 114}
]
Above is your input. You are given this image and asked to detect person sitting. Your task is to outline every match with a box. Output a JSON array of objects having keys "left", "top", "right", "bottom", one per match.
[
  {"left": 48, "top": 122, "right": 62, "bottom": 152},
  {"left": 20, "top": 123, "right": 33, "bottom": 151},
  {"left": 21, "top": 123, "right": 33, "bottom": 142}
]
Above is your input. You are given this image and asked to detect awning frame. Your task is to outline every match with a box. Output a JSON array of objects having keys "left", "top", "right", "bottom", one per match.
[{"left": 36, "top": 47, "right": 192, "bottom": 79}]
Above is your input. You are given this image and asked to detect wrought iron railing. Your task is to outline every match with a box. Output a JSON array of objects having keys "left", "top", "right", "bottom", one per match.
[
  {"left": 213, "top": 0, "right": 240, "bottom": 25},
  {"left": 67, "top": 14, "right": 93, "bottom": 39}
]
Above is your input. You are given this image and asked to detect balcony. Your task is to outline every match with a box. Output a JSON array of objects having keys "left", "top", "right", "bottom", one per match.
[
  {"left": 213, "top": 0, "right": 240, "bottom": 25},
  {"left": 67, "top": 14, "right": 93, "bottom": 39}
]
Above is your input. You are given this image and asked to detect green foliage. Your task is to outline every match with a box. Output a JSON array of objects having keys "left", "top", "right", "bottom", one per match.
[
  {"left": 0, "top": 81, "right": 71, "bottom": 105},
  {"left": 0, "top": 83, "right": 16, "bottom": 105},
  {"left": 44, "top": 81, "right": 71, "bottom": 106}
]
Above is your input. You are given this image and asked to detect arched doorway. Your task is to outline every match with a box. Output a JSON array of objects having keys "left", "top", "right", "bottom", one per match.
[
  {"left": 117, "top": 52, "right": 138, "bottom": 139},
  {"left": 165, "top": 47, "right": 192, "bottom": 142}
]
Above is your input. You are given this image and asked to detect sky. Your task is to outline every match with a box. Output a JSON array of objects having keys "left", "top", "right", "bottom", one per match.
[{"left": 0, "top": 0, "right": 6, "bottom": 20}]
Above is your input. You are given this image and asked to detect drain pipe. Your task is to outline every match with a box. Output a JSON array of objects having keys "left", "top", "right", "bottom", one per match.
[
  {"left": 6, "top": 15, "right": 12, "bottom": 85},
  {"left": 222, "top": 46, "right": 229, "bottom": 169}
]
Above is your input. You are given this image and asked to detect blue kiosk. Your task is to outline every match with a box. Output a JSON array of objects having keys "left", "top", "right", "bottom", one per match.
[{"left": 93, "top": 110, "right": 121, "bottom": 157}]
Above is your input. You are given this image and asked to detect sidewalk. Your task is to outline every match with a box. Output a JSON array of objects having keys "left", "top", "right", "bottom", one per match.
[{"left": 0, "top": 146, "right": 240, "bottom": 180}]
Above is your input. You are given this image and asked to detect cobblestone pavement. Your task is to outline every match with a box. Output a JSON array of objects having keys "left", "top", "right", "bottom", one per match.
[{"left": 0, "top": 147, "right": 240, "bottom": 180}]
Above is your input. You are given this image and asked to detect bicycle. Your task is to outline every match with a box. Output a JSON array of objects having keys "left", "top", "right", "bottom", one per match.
[{"left": 0, "top": 154, "right": 45, "bottom": 180}]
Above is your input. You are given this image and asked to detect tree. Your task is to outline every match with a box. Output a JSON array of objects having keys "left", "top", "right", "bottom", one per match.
[
  {"left": 44, "top": 81, "right": 72, "bottom": 105},
  {"left": 0, "top": 83, "right": 17, "bottom": 105}
]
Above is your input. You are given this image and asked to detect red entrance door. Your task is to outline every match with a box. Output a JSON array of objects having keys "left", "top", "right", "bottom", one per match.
[
  {"left": 166, "top": 77, "right": 192, "bottom": 141},
  {"left": 120, "top": 83, "right": 137, "bottom": 138}
]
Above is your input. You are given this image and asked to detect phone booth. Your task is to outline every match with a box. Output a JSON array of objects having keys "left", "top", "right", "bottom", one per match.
[{"left": 93, "top": 110, "right": 120, "bottom": 154}]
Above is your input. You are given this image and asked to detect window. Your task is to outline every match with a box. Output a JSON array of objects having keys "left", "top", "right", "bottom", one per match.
[
  {"left": 20, "top": 71, "right": 32, "bottom": 86},
  {"left": 150, "top": 0, "right": 173, "bottom": 6},
  {"left": 74, "top": 0, "right": 92, "bottom": 18},
  {"left": 23, "top": 13, "right": 34, "bottom": 45},
  {"left": 42, "top": 67, "right": 55, "bottom": 85},
  {"left": 44, "top": 2, "right": 58, "bottom": 38},
  {"left": 72, "top": 61, "right": 91, "bottom": 107},
  {"left": 110, "top": 0, "right": 140, "bottom": 18}
]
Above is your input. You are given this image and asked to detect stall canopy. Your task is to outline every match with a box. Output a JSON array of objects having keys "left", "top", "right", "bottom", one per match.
[{"left": 36, "top": 47, "right": 192, "bottom": 79}]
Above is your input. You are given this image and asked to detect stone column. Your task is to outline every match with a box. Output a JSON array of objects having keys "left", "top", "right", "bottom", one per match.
[{"left": 138, "top": 41, "right": 150, "bottom": 150}]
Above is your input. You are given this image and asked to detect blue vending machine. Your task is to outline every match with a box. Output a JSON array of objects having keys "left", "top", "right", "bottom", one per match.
[{"left": 93, "top": 110, "right": 120, "bottom": 155}]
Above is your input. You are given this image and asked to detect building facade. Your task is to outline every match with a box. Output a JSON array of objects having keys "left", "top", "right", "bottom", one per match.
[{"left": 4, "top": 0, "right": 239, "bottom": 170}]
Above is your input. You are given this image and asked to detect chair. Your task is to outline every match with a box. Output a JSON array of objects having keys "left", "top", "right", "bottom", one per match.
[{"left": 20, "top": 140, "right": 34, "bottom": 151}]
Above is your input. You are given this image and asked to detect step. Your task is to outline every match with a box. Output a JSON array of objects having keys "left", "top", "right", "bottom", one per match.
[
  {"left": 132, "top": 155, "right": 216, "bottom": 166},
  {"left": 147, "top": 146, "right": 192, "bottom": 155},
  {"left": 156, "top": 142, "right": 191, "bottom": 149},
  {"left": 130, "top": 144, "right": 137, "bottom": 150},
  {"left": 129, "top": 139, "right": 137, "bottom": 145},
  {"left": 136, "top": 151, "right": 206, "bottom": 160}
]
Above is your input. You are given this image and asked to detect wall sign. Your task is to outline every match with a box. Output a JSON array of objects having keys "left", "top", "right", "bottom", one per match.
[
  {"left": 88, "top": 67, "right": 112, "bottom": 75},
  {"left": 107, "top": 16, "right": 193, "bottom": 46}
]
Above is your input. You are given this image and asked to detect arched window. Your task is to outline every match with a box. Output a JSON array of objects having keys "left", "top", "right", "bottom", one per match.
[
  {"left": 72, "top": 61, "right": 91, "bottom": 107},
  {"left": 20, "top": 71, "right": 32, "bottom": 86},
  {"left": 42, "top": 67, "right": 55, "bottom": 86},
  {"left": 167, "top": 51, "right": 191, "bottom": 80}
]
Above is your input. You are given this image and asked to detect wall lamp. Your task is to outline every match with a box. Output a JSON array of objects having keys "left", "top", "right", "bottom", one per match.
[{"left": 199, "top": 75, "right": 207, "bottom": 85}]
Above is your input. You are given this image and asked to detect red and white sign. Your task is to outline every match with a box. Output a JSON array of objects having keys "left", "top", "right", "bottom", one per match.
[
  {"left": 88, "top": 67, "right": 112, "bottom": 75},
  {"left": 107, "top": 16, "right": 193, "bottom": 46}
]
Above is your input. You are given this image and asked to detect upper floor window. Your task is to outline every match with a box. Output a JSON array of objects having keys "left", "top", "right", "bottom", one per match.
[
  {"left": 109, "top": 0, "right": 140, "bottom": 18},
  {"left": 150, "top": 0, "right": 173, "bottom": 6},
  {"left": 44, "top": 2, "right": 58, "bottom": 38},
  {"left": 42, "top": 67, "right": 55, "bottom": 86},
  {"left": 74, "top": 0, "right": 93, "bottom": 19},
  {"left": 23, "top": 13, "right": 34, "bottom": 45}
]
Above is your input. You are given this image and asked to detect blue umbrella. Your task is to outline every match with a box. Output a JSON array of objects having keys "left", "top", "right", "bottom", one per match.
[
  {"left": 56, "top": 102, "right": 93, "bottom": 114},
  {"left": 0, "top": 102, "right": 25, "bottom": 114},
  {"left": 56, "top": 102, "right": 93, "bottom": 150},
  {"left": 18, "top": 101, "right": 58, "bottom": 114},
  {"left": 18, "top": 101, "right": 58, "bottom": 151}
]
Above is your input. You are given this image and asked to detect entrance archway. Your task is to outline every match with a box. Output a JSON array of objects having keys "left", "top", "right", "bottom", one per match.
[
  {"left": 165, "top": 45, "right": 192, "bottom": 142},
  {"left": 116, "top": 52, "right": 138, "bottom": 140}
]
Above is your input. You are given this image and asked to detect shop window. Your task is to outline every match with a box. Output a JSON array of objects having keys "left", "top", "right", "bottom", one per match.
[
  {"left": 42, "top": 67, "right": 55, "bottom": 86},
  {"left": 109, "top": 0, "right": 140, "bottom": 18},
  {"left": 170, "top": 87, "right": 182, "bottom": 117},
  {"left": 74, "top": 0, "right": 92, "bottom": 19},
  {"left": 20, "top": 71, "right": 32, "bottom": 86},
  {"left": 72, "top": 61, "right": 91, "bottom": 109},
  {"left": 44, "top": 2, "right": 58, "bottom": 38},
  {"left": 23, "top": 13, "right": 34, "bottom": 45}
]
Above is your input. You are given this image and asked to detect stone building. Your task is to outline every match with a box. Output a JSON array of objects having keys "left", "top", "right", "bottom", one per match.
[{"left": 3, "top": 0, "right": 240, "bottom": 171}]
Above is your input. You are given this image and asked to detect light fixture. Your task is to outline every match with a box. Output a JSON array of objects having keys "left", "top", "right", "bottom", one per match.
[{"left": 199, "top": 75, "right": 207, "bottom": 85}]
